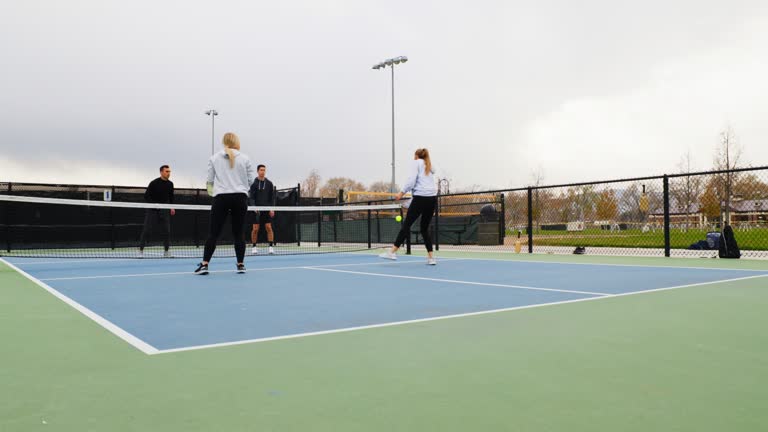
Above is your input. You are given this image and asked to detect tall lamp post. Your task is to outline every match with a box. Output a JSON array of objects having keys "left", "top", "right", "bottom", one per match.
[
  {"left": 372, "top": 56, "right": 408, "bottom": 194},
  {"left": 205, "top": 109, "right": 219, "bottom": 155},
  {"left": 438, "top": 178, "right": 450, "bottom": 195}
]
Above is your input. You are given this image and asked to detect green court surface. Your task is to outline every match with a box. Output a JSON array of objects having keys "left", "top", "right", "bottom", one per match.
[{"left": 2, "top": 253, "right": 767, "bottom": 431}]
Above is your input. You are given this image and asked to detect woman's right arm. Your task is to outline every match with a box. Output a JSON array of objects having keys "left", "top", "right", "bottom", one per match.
[
  {"left": 206, "top": 157, "right": 215, "bottom": 196},
  {"left": 400, "top": 160, "right": 419, "bottom": 194}
]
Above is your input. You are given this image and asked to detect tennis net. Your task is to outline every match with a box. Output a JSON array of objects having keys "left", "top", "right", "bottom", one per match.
[{"left": 0, "top": 195, "right": 402, "bottom": 259}]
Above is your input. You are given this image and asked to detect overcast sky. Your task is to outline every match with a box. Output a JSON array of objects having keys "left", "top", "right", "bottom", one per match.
[{"left": 2, "top": 0, "right": 767, "bottom": 191}]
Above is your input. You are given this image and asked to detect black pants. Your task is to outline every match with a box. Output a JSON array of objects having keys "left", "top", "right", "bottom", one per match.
[
  {"left": 394, "top": 195, "right": 437, "bottom": 252},
  {"left": 203, "top": 193, "right": 248, "bottom": 263},
  {"left": 139, "top": 209, "right": 171, "bottom": 251}
]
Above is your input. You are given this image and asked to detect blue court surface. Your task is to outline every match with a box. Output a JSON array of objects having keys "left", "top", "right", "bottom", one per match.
[{"left": 4, "top": 253, "right": 767, "bottom": 354}]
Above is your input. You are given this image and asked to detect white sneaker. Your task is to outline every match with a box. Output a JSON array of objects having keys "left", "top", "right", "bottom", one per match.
[
  {"left": 251, "top": 246, "right": 259, "bottom": 255},
  {"left": 138, "top": 250, "right": 144, "bottom": 259},
  {"left": 379, "top": 251, "right": 397, "bottom": 260},
  {"left": 427, "top": 257, "right": 437, "bottom": 266},
  {"left": 268, "top": 246, "right": 275, "bottom": 255},
  {"left": 163, "top": 250, "right": 173, "bottom": 258}
]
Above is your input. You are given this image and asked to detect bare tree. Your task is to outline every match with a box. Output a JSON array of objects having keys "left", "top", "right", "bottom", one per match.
[
  {"left": 369, "top": 181, "right": 399, "bottom": 193},
  {"left": 595, "top": 190, "right": 618, "bottom": 221},
  {"left": 713, "top": 126, "right": 743, "bottom": 224},
  {"left": 529, "top": 168, "right": 546, "bottom": 229},
  {"left": 301, "top": 169, "right": 322, "bottom": 197},
  {"left": 572, "top": 185, "right": 597, "bottom": 222},
  {"left": 319, "top": 177, "right": 366, "bottom": 200},
  {"left": 670, "top": 150, "right": 704, "bottom": 228}
]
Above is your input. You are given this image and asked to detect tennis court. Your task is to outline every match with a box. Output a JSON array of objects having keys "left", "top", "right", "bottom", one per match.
[{"left": 2, "top": 249, "right": 768, "bottom": 431}]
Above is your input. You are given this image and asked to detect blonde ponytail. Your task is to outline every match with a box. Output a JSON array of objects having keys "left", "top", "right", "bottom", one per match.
[
  {"left": 222, "top": 132, "right": 241, "bottom": 169},
  {"left": 415, "top": 148, "right": 432, "bottom": 175}
]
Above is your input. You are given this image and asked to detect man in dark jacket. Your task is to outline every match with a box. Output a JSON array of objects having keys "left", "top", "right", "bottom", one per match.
[
  {"left": 249, "top": 164, "right": 275, "bottom": 254},
  {"left": 139, "top": 165, "right": 175, "bottom": 257}
]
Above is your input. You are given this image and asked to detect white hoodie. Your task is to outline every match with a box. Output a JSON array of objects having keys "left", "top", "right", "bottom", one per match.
[
  {"left": 401, "top": 159, "right": 437, "bottom": 197},
  {"left": 206, "top": 149, "right": 256, "bottom": 196}
]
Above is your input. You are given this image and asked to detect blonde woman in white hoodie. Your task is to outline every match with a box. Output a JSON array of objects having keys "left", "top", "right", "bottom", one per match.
[
  {"left": 194, "top": 132, "right": 256, "bottom": 275},
  {"left": 380, "top": 148, "right": 438, "bottom": 265}
]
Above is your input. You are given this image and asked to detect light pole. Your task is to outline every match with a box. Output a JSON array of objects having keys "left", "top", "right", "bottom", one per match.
[
  {"left": 372, "top": 56, "right": 408, "bottom": 194},
  {"left": 438, "top": 178, "right": 450, "bottom": 195},
  {"left": 205, "top": 109, "right": 219, "bottom": 155}
]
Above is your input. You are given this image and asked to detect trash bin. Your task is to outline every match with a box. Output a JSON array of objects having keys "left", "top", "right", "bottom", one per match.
[{"left": 478, "top": 222, "right": 500, "bottom": 245}]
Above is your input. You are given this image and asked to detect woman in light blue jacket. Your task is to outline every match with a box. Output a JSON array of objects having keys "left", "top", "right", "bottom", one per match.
[{"left": 380, "top": 148, "right": 438, "bottom": 265}]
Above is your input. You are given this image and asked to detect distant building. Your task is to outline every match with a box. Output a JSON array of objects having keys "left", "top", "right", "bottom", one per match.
[
  {"left": 648, "top": 199, "right": 768, "bottom": 227},
  {"left": 725, "top": 199, "right": 768, "bottom": 225}
]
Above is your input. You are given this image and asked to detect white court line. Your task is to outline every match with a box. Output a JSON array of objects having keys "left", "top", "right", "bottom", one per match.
[
  {"left": 0, "top": 258, "right": 158, "bottom": 355},
  {"left": 5, "top": 258, "right": 148, "bottom": 265},
  {"left": 302, "top": 267, "right": 610, "bottom": 296},
  {"left": 37, "top": 258, "right": 447, "bottom": 281},
  {"left": 7, "top": 255, "right": 766, "bottom": 356},
  {"left": 5, "top": 251, "right": 392, "bottom": 266},
  {"left": 422, "top": 253, "right": 768, "bottom": 273},
  {"left": 5, "top": 251, "right": 407, "bottom": 267},
  {"left": 154, "top": 273, "right": 768, "bottom": 355}
]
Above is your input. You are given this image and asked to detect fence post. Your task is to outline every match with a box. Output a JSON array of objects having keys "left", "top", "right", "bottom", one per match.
[
  {"left": 663, "top": 175, "right": 671, "bottom": 257},
  {"left": 527, "top": 187, "right": 533, "bottom": 253},
  {"left": 499, "top": 193, "right": 505, "bottom": 245}
]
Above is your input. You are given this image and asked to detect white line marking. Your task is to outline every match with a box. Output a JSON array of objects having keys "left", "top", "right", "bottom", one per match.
[
  {"left": 6, "top": 251, "right": 390, "bottom": 266},
  {"left": 154, "top": 273, "right": 768, "bottom": 355},
  {"left": 0, "top": 194, "right": 400, "bottom": 212},
  {"left": 6, "top": 259, "right": 155, "bottom": 265},
  {"left": 0, "top": 258, "right": 158, "bottom": 355},
  {"left": 426, "top": 253, "right": 768, "bottom": 273},
  {"left": 303, "top": 267, "right": 610, "bottom": 296},
  {"left": 36, "top": 258, "right": 440, "bottom": 281}
]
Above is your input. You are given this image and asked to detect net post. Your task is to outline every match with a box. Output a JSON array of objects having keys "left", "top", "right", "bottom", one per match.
[
  {"left": 663, "top": 175, "right": 671, "bottom": 257},
  {"left": 333, "top": 212, "right": 338, "bottom": 243},
  {"left": 110, "top": 186, "right": 116, "bottom": 250},
  {"left": 4, "top": 182, "right": 11, "bottom": 252},
  {"left": 403, "top": 207, "right": 411, "bottom": 255},
  {"left": 499, "top": 193, "right": 505, "bottom": 245},
  {"left": 434, "top": 193, "right": 440, "bottom": 252},
  {"left": 527, "top": 187, "right": 533, "bottom": 253},
  {"left": 296, "top": 183, "right": 301, "bottom": 246},
  {"left": 194, "top": 189, "right": 200, "bottom": 247},
  {"left": 367, "top": 201, "right": 372, "bottom": 249},
  {"left": 317, "top": 210, "right": 322, "bottom": 248}
]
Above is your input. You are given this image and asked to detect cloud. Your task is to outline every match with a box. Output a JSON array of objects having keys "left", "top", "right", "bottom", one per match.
[
  {"left": 518, "top": 16, "right": 768, "bottom": 185},
  {"left": 0, "top": 156, "right": 201, "bottom": 189}
]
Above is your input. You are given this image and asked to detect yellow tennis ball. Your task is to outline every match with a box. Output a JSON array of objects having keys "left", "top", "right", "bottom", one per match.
[{"left": 395, "top": 215, "right": 403, "bottom": 222}]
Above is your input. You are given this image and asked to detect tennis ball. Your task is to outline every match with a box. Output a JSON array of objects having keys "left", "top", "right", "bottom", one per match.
[{"left": 395, "top": 215, "right": 403, "bottom": 222}]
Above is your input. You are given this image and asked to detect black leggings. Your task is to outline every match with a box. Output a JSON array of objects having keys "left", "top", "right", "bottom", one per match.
[
  {"left": 394, "top": 195, "right": 437, "bottom": 252},
  {"left": 203, "top": 193, "right": 248, "bottom": 263}
]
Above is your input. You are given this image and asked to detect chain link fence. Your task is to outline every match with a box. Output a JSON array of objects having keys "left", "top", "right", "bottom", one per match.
[
  {"left": 3, "top": 166, "right": 767, "bottom": 259},
  {"left": 341, "top": 166, "right": 768, "bottom": 259}
]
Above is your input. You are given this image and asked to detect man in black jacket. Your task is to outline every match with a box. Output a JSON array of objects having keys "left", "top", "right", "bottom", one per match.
[
  {"left": 249, "top": 164, "right": 276, "bottom": 254},
  {"left": 139, "top": 165, "right": 175, "bottom": 257}
]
